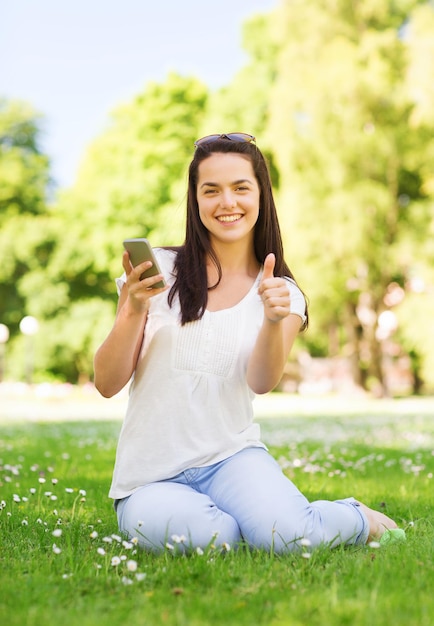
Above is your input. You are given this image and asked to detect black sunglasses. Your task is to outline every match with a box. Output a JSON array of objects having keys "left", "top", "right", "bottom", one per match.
[{"left": 194, "top": 133, "right": 256, "bottom": 148}]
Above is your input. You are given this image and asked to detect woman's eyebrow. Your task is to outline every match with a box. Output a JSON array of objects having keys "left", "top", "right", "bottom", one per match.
[
  {"left": 199, "top": 178, "right": 253, "bottom": 189},
  {"left": 199, "top": 181, "right": 219, "bottom": 188},
  {"left": 232, "top": 178, "right": 253, "bottom": 185}
]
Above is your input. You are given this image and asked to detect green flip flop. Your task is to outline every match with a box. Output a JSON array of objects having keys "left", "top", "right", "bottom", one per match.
[{"left": 379, "top": 528, "right": 406, "bottom": 546}]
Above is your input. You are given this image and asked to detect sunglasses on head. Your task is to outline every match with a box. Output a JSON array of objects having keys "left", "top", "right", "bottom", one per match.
[{"left": 194, "top": 133, "right": 256, "bottom": 148}]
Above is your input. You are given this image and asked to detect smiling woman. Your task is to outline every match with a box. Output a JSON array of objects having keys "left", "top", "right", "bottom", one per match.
[
  {"left": 93, "top": 133, "right": 400, "bottom": 554},
  {"left": 196, "top": 152, "right": 261, "bottom": 251}
]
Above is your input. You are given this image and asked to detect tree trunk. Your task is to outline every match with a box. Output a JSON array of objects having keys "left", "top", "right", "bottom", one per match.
[{"left": 344, "top": 300, "right": 388, "bottom": 395}]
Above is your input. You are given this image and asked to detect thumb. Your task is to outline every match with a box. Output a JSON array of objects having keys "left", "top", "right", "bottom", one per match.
[
  {"left": 262, "top": 253, "right": 276, "bottom": 280},
  {"left": 122, "top": 250, "right": 133, "bottom": 275}
]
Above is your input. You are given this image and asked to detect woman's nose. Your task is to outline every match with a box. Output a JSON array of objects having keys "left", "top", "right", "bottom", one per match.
[{"left": 220, "top": 190, "right": 236, "bottom": 208}]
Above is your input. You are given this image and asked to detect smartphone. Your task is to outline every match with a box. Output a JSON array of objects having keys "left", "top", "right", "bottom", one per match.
[{"left": 123, "top": 238, "right": 166, "bottom": 288}]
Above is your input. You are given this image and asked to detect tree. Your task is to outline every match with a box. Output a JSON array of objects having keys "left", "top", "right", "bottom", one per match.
[
  {"left": 0, "top": 99, "right": 52, "bottom": 335},
  {"left": 22, "top": 73, "right": 209, "bottom": 382},
  {"left": 261, "top": 0, "right": 434, "bottom": 393},
  {"left": 199, "top": 12, "right": 280, "bottom": 185}
]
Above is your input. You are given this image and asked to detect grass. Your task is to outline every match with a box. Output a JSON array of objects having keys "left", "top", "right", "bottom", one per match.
[{"left": 0, "top": 393, "right": 433, "bottom": 626}]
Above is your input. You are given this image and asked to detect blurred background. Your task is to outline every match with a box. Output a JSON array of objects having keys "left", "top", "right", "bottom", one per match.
[{"left": 1, "top": 0, "right": 434, "bottom": 399}]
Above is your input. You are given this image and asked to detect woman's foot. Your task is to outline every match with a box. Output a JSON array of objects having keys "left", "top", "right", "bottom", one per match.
[{"left": 357, "top": 502, "right": 398, "bottom": 542}]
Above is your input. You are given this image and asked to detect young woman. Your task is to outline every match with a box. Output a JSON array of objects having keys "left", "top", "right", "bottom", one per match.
[{"left": 94, "top": 133, "right": 397, "bottom": 553}]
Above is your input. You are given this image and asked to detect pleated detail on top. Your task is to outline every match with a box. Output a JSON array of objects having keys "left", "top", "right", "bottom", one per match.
[{"left": 174, "top": 310, "right": 242, "bottom": 378}]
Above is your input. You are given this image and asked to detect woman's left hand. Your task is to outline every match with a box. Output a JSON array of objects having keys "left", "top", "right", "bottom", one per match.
[{"left": 257, "top": 253, "right": 291, "bottom": 323}]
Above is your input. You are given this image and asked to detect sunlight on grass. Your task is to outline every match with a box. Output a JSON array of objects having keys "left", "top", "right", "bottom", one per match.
[{"left": 0, "top": 396, "right": 433, "bottom": 626}]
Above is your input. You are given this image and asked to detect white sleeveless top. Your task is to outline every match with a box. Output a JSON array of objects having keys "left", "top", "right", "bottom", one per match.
[{"left": 109, "top": 248, "right": 306, "bottom": 499}]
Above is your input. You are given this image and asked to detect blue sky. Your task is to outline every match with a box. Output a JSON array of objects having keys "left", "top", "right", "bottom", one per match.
[{"left": 1, "top": 0, "right": 278, "bottom": 188}]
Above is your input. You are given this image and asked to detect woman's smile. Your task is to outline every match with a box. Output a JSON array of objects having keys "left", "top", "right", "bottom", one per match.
[{"left": 216, "top": 213, "right": 243, "bottom": 223}]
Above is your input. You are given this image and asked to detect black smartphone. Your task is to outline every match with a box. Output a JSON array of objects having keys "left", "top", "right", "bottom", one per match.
[{"left": 122, "top": 238, "right": 166, "bottom": 288}]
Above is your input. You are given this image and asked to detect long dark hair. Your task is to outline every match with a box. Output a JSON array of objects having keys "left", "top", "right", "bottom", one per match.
[{"left": 168, "top": 138, "right": 308, "bottom": 326}]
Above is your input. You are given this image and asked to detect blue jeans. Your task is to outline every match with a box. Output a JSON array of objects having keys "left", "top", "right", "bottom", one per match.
[{"left": 116, "top": 447, "right": 369, "bottom": 553}]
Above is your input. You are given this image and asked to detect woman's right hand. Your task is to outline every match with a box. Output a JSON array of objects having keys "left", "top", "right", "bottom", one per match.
[{"left": 122, "top": 251, "right": 168, "bottom": 314}]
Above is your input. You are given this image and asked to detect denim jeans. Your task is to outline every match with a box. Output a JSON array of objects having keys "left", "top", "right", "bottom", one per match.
[{"left": 116, "top": 447, "right": 369, "bottom": 553}]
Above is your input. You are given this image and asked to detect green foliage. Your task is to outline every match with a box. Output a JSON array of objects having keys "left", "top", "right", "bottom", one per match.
[
  {"left": 67, "top": 72, "right": 208, "bottom": 269},
  {"left": 0, "top": 75, "right": 209, "bottom": 382},
  {"left": 262, "top": 0, "right": 434, "bottom": 391},
  {"left": 0, "top": 99, "right": 50, "bottom": 218},
  {"left": 0, "top": 100, "right": 53, "bottom": 338},
  {"left": 200, "top": 13, "right": 281, "bottom": 185},
  {"left": 1, "top": 2, "right": 434, "bottom": 388}
]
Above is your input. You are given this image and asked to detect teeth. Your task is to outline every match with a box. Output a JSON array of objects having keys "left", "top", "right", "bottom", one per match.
[{"left": 218, "top": 215, "right": 241, "bottom": 222}]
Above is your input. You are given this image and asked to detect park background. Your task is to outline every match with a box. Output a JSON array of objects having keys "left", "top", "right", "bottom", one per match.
[
  {"left": 1, "top": 5, "right": 434, "bottom": 625},
  {"left": 1, "top": 0, "right": 434, "bottom": 399}
]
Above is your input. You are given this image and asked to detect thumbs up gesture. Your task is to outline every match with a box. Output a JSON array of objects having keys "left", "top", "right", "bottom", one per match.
[{"left": 258, "top": 253, "right": 291, "bottom": 323}]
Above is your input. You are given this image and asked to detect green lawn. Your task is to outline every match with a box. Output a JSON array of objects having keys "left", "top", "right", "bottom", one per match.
[{"left": 0, "top": 394, "right": 433, "bottom": 626}]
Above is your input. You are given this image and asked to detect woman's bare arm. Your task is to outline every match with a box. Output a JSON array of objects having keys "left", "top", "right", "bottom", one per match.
[
  {"left": 246, "top": 253, "right": 303, "bottom": 394},
  {"left": 93, "top": 252, "right": 168, "bottom": 398},
  {"left": 246, "top": 314, "right": 302, "bottom": 394}
]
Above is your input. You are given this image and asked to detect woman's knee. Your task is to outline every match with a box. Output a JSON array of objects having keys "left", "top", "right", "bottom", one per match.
[{"left": 117, "top": 482, "right": 241, "bottom": 552}]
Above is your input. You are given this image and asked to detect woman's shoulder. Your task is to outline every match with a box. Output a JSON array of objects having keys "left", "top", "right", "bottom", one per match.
[
  {"left": 153, "top": 246, "right": 179, "bottom": 274},
  {"left": 284, "top": 276, "right": 307, "bottom": 325},
  {"left": 284, "top": 275, "right": 302, "bottom": 292},
  {"left": 154, "top": 247, "right": 179, "bottom": 257}
]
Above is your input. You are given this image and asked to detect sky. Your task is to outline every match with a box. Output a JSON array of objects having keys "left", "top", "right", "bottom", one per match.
[{"left": 1, "top": 0, "right": 279, "bottom": 188}]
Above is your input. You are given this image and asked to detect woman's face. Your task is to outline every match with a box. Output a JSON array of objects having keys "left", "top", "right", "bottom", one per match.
[{"left": 196, "top": 152, "right": 260, "bottom": 248}]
